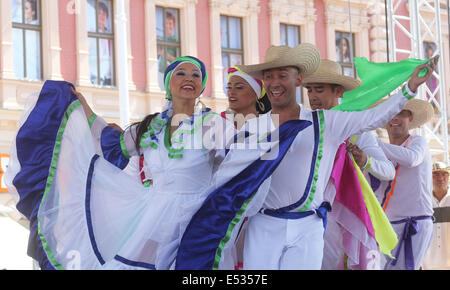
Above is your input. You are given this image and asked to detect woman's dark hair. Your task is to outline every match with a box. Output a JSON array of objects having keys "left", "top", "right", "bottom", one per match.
[
  {"left": 131, "top": 112, "right": 160, "bottom": 154},
  {"left": 26, "top": 0, "right": 38, "bottom": 21}
]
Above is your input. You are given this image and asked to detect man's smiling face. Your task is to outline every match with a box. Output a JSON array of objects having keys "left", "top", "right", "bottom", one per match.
[{"left": 262, "top": 67, "right": 302, "bottom": 109}]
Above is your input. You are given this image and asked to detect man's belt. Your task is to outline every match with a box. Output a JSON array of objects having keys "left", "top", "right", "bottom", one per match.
[
  {"left": 259, "top": 202, "right": 332, "bottom": 229},
  {"left": 390, "top": 216, "right": 432, "bottom": 270}
]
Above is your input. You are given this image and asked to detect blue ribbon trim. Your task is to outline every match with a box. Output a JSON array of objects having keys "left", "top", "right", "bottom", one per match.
[
  {"left": 85, "top": 154, "right": 105, "bottom": 265},
  {"left": 12, "top": 80, "right": 77, "bottom": 269},
  {"left": 114, "top": 255, "right": 156, "bottom": 270},
  {"left": 368, "top": 173, "right": 381, "bottom": 193},
  {"left": 175, "top": 119, "right": 312, "bottom": 270},
  {"left": 265, "top": 111, "right": 321, "bottom": 214},
  {"left": 100, "top": 126, "right": 130, "bottom": 170}
]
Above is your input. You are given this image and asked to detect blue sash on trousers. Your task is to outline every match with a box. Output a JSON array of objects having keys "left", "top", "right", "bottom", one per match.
[{"left": 390, "top": 215, "right": 432, "bottom": 270}]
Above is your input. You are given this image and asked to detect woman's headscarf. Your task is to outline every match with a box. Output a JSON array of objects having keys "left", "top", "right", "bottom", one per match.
[
  {"left": 139, "top": 56, "right": 210, "bottom": 158},
  {"left": 227, "top": 66, "right": 266, "bottom": 99},
  {"left": 164, "top": 56, "right": 208, "bottom": 100}
]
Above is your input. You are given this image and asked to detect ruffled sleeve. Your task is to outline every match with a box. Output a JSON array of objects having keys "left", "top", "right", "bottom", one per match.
[{"left": 89, "top": 113, "right": 139, "bottom": 170}]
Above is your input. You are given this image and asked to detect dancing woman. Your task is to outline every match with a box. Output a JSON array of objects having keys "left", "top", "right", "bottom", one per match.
[{"left": 223, "top": 66, "right": 271, "bottom": 129}]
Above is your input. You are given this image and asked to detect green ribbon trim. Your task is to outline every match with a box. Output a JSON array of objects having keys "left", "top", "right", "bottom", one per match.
[
  {"left": 88, "top": 113, "right": 97, "bottom": 128},
  {"left": 402, "top": 85, "right": 415, "bottom": 100},
  {"left": 299, "top": 110, "right": 325, "bottom": 212},
  {"left": 164, "top": 112, "right": 217, "bottom": 159},
  {"left": 363, "top": 156, "right": 372, "bottom": 171},
  {"left": 37, "top": 100, "right": 82, "bottom": 270},
  {"left": 257, "top": 132, "right": 271, "bottom": 143},
  {"left": 213, "top": 193, "right": 256, "bottom": 270},
  {"left": 120, "top": 132, "right": 131, "bottom": 159}
]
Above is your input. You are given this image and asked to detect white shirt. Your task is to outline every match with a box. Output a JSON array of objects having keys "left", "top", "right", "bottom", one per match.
[
  {"left": 375, "top": 135, "right": 434, "bottom": 220},
  {"left": 422, "top": 190, "right": 450, "bottom": 270},
  {"left": 247, "top": 86, "right": 414, "bottom": 211}
]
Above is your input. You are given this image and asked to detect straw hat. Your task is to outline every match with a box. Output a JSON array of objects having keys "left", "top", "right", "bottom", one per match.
[
  {"left": 372, "top": 98, "right": 434, "bottom": 129},
  {"left": 236, "top": 43, "right": 321, "bottom": 79},
  {"left": 432, "top": 161, "right": 450, "bottom": 173},
  {"left": 302, "top": 59, "right": 361, "bottom": 92},
  {"left": 403, "top": 99, "right": 434, "bottom": 129}
]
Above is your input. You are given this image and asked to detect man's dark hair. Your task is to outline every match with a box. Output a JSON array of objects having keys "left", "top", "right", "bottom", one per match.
[
  {"left": 98, "top": 1, "right": 109, "bottom": 18},
  {"left": 166, "top": 11, "right": 176, "bottom": 23},
  {"left": 330, "top": 84, "right": 342, "bottom": 92}
]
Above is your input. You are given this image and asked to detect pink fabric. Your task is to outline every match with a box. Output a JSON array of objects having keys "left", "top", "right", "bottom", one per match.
[
  {"left": 331, "top": 143, "right": 375, "bottom": 238},
  {"left": 342, "top": 223, "right": 378, "bottom": 270}
]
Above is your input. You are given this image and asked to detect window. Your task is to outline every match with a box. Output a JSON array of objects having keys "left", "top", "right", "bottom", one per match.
[
  {"left": 221, "top": 15, "right": 243, "bottom": 93},
  {"left": 87, "top": 0, "right": 115, "bottom": 86},
  {"left": 156, "top": 7, "right": 181, "bottom": 91},
  {"left": 335, "top": 31, "right": 355, "bottom": 77},
  {"left": 280, "top": 24, "right": 300, "bottom": 47},
  {"left": 11, "top": 0, "right": 42, "bottom": 80}
]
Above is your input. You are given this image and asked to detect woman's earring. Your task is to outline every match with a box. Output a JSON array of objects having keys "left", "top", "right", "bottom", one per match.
[{"left": 257, "top": 99, "right": 265, "bottom": 113}]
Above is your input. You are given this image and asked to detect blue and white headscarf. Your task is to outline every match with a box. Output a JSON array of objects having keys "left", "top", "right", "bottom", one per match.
[
  {"left": 140, "top": 56, "right": 211, "bottom": 158},
  {"left": 164, "top": 56, "right": 208, "bottom": 100}
]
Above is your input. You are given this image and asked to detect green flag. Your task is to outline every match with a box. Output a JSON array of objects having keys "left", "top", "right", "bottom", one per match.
[{"left": 332, "top": 57, "right": 429, "bottom": 112}]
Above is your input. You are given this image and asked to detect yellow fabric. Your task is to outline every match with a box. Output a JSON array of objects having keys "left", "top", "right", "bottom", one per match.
[{"left": 351, "top": 155, "right": 398, "bottom": 258}]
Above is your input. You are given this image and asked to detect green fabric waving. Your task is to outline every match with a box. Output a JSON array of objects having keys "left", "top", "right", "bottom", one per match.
[{"left": 332, "top": 57, "right": 429, "bottom": 112}]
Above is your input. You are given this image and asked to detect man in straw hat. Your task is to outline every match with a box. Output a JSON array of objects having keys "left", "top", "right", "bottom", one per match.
[
  {"left": 237, "top": 43, "right": 438, "bottom": 270},
  {"left": 302, "top": 59, "right": 396, "bottom": 270},
  {"left": 373, "top": 98, "right": 435, "bottom": 270},
  {"left": 422, "top": 162, "right": 450, "bottom": 269}
]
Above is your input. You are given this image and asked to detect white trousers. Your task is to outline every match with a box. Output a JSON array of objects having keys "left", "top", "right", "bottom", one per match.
[
  {"left": 243, "top": 212, "right": 325, "bottom": 270},
  {"left": 383, "top": 218, "right": 433, "bottom": 270}
]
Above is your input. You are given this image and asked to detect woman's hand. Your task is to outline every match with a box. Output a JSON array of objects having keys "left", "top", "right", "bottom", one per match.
[{"left": 71, "top": 87, "right": 94, "bottom": 120}]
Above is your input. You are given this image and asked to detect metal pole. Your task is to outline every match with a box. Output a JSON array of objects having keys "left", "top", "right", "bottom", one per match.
[
  {"left": 447, "top": 0, "right": 450, "bottom": 66},
  {"left": 115, "top": 0, "right": 130, "bottom": 128},
  {"left": 435, "top": 0, "right": 449, "bottom": 163},
  {"left": 385, "top": 0, "right": 390, "bottom": 62},
  {"left": 386, "top": 0, "right": 397, "bottom": 62},
  {"left": 447, "top": 0, "right": 450, "bottom": 163}
]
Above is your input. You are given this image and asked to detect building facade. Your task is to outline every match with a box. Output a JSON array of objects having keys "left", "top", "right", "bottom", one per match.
[{"left": 0, "top": 0, "right": 449, "bottom": 196}]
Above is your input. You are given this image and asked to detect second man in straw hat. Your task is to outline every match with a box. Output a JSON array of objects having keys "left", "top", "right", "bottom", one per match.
[
  {"left": 237, "top": 44, "right": 438, "bottom": 270},
  {"left": 302, "top": 59, "right": 396, "bottom": 270},
  {"left": 373, "top": 97, "right": 435, "bottom": 270}
]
